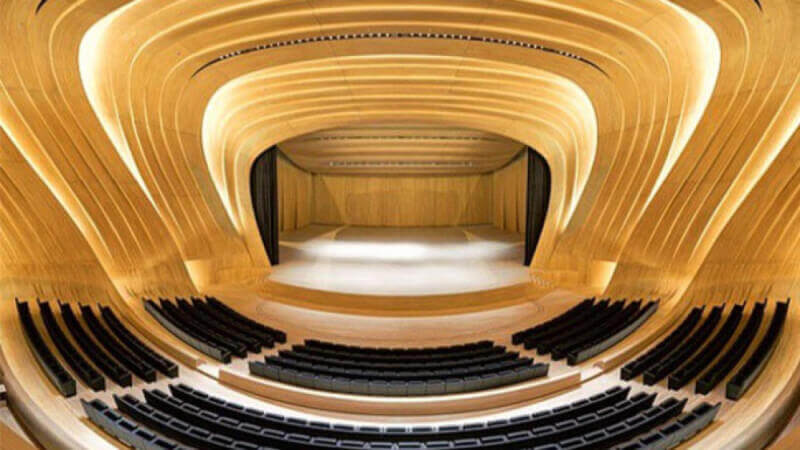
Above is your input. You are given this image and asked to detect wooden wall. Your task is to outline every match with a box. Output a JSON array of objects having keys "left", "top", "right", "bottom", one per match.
[
  {"left": 492, "top": 152, "right": 528, "bottom": 234},
  {"left": 277, "top": 154, "right": 313, "bottom": 232},
  {"left": 311, "top": 173, "right": 493, "bottom": 227},
  {"left": 276, "top": 152, "right": 532, "bottom": 229}
]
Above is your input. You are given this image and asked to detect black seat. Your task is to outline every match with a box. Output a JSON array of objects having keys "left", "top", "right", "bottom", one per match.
[
  {"left": 643, "top": 304, "right": 724, "bottom": 385},
  {"left": 696, "top": 301, "right": 765, "bottom": 394},
  {"left": 204, "top": 296, "right": 286, "bottom": 343},
  {"left": 37, "top": 301, "right": 104, "bottom": 391},
  {"left": 144, "top": 298, "right": 232, "bottom": 363},
  {"left": 99, "top": 305, "right": 179, "bottom": 378},
  {"left": 59, "top": 301, "right": 131, "bottom": 387},
  {"left": 621, "top": 306, "right": 704, "bottom": 381},
  {"left": 78, "top": 303, "right": 157, "bottom": 382},
  {"left": 15, "top": 299, "right": 76, "bottom": 397},
  {"left": 667, "top": 303, "right": 744, "bottom": 390},
  {"left": 727, "top": 299, "right": 790, "bottom": 400}
]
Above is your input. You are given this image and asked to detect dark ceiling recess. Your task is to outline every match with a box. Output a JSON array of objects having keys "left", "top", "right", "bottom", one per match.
[
  {"left": 35, "top": 0, "right": 48, "bottom": 13},
  {"left": 192, "top": 31, "right": 606, "bottom": 77}
]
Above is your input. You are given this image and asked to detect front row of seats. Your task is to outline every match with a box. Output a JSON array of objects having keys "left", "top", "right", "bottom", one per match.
[
  {"left": 250, "top": 339, "right": 547, "bottom": 396},
  {"left": 82, "top": 383, "right": 720, "bottom": 449}
]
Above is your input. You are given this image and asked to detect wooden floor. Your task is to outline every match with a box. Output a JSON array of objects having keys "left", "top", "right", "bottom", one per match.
[{"left": 271, "top": 225, "right": 531, "bottom": 296}]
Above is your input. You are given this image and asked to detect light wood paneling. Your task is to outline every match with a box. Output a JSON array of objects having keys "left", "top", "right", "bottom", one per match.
[
  {"left": 312, "top": 174, "right": 492, "bottom": 227},
  {"left": 277, "top": 153, "right": 313, "bottom": 232},
  {"left": 493, "top": 151, "right": 528, "bottom": 234},
  {"left": 278, "top": 122, "right": 524, "bottom": 175}
]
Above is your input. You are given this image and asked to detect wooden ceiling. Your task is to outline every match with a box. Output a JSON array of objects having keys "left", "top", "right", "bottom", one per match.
[{"left": 278, "top": 123, "right": 525, "bottom": 175}]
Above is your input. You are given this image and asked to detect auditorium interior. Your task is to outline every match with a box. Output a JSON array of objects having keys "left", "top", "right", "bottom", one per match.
[{"left": 1, "top": 0, "right": 800, "bottom": 449}]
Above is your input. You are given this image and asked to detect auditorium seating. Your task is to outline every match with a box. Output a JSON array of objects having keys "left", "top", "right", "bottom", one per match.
[
  {"left": 99, "top": 305, "right": 179, "bottom": 378},
  {"left": 78, "top": 303, "right": 157, "bottom": 383},
  {"left": 203, "top": 296, "right": 287, "bottom": 344},
  {"left": 616, "top": 402, "right": 722, "bottom": 450},
  {"left": 621, "top": 306, "right": 705, "bottom": 381},
  {"left": 512, "top": 298, "right": 658, "bottom": 365},
  {"left": 58, "top": 301, "right": 133, "bottom": 387},
  {"left": 15, "top": 300, "right": 76, "bottom": 397},
  {"left": 667, "top": 303, "right": 744, "bottom": 390},
  {"left": 727, "top": 300, "right": 790, "bottom": 400},
  {"left": 81, "top": 382, "right": 719, "bottom": 450},
  {"left": 641, "top": 304, "right": 724, "bottom": 386},
  {"left": 250, "top": 339, "right": 546, "bottom": 396},
  {"left": 622, "top": 300, "right": 790, "bottom": 399},
  {"left": 37, "top": 301, "right": 105, "bottom": 391},
  {"left": 144, "top": 296, "right": 285, "bottom": 363},
  {"left": 144, "top": 298, "right": 233, "bottom": 363},
  {"left": 82, "top": 399, "right": 185, "bottom": 450}
]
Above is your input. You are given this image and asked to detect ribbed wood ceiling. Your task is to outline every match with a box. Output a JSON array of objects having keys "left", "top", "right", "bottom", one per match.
[{"left": 278, "top": 123, "right": 526, "bottom": 174}]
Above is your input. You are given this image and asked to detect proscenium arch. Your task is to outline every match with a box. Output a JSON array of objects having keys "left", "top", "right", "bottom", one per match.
[
  {"left": 247, "top": 139, "right": 554, "bottom": 270},
  {"left": 203, "top": 56, "right": 597, "bottom": 277}
]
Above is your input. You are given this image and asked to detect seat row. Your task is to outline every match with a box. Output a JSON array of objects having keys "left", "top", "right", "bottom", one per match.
[
  {"left": 295, "top": 340, "right": 503, "bottom": 364},
  {"left": 82, "top": 382, "right": 719, "bottom": 449},
  {"left": 513, "top": 298, "right": 659, "bottom": 365},
  {"left": 15, "top": 299, "right": 177, "bottom": 397},
  {"left": 144, "top": 296, "right": 285, "bottom": 363},
  {"left": 250, "top": 339, "right": 547, "bottom": 396},
  {"left": 621, "top": 299, "right": 789, "bottom": 399},
  {"left": 304, "top": 339, "right": 494, "bottom": 357}
]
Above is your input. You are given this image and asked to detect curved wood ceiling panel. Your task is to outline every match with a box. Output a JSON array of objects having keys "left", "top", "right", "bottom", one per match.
[{"left": 277, "top": 123, "right": 527, "bottom": 175}]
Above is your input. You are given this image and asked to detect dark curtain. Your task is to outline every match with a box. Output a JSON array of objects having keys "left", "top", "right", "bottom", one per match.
[
  {"left": 251, "top": 147, "right": 280, "bottom": 265},
  {"left": 524, "top": 148, "right": 551, "bottom": 266}
]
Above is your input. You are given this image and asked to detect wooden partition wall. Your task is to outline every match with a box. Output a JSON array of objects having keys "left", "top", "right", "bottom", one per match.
[
  {"left": 311, "top": 173, "right": 493, "bottom": 227},
  {"left": 277, "top": 154, "right": 313, "bottom": 233},
  {"left": 493, "top": 152, "right": 528, "bottom": 234},
  {"left": 277, "top": 150, "right": 539, "bottom": 230}
]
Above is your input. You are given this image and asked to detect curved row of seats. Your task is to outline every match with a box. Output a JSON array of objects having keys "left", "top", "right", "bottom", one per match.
[
  {"left": 82, "top": 382, "right": 719, "bottom": 449},
  {"left": 100, "top": 305, "right": 179, "bottom": 378},
  {"left": 15, "top": 300, "right": 76, "bottom": 397},
  {"left": 512, "top": 298, "right": 659, "bottom": 365},
  {"left": 250, "top": 339, "right": 547, "bottom": 396},
  {"left": 15, "top": 299, "right": 177, "bottom": 396},
  {"left": 38, "top": 301, "right": 105, "bottom": 391},
  {"left": 621, "top": 300, "right": 789, "bottom": 399},
  {"left": 144, "top": 296, "right": 285, "bottom": 363}
]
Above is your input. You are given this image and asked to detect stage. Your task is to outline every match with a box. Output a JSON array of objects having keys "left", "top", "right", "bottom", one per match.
[{"left": 269, "top": 225, "right": 532, "bottom": 296}]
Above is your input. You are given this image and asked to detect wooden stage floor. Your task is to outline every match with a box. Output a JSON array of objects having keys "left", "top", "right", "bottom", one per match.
[{"left": 269, "top": 225, "right": 532, "bottom": 296}]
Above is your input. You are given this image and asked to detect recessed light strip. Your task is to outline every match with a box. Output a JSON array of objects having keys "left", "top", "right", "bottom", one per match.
[
  {"left": 192, "top": 31, "right": 606, "bottom": 77},
  {"left": 327, "top": 160, "right": 475, "bottom": 168},
  {"left": 297, "top": 135, "right": 500, "bottom": 143}
]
